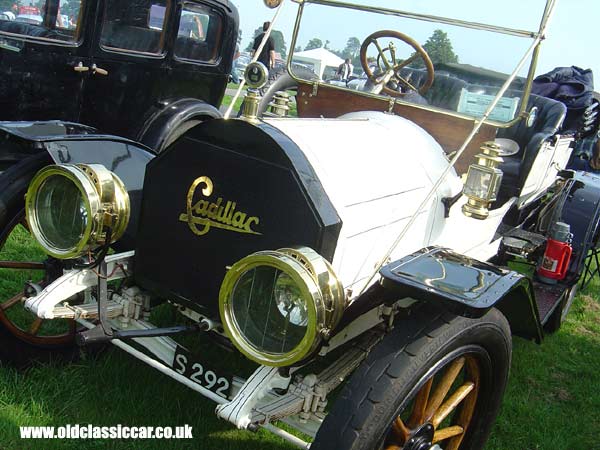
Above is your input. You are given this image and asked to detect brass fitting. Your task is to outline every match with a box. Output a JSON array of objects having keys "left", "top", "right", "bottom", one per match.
[
  {"left": 268, "top": 91, "right": 291, "bottom": 117},
  {"left": 241, "top": 89, "right": 261, "bottom": 123}
]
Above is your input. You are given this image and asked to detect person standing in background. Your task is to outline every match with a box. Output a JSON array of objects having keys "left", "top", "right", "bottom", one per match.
[
  {"left": 337, "top": 58, "right": 354, "bottom": 82},
  {"left": 252, "top": 21, "right": 275, "bottom": 70}
]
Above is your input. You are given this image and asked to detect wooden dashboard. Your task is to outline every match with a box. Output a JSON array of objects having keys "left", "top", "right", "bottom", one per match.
[{"left": 296, "top": 82, "right": 498, "bottom": 175}]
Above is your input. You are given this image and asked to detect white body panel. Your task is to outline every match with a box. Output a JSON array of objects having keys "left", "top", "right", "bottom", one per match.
[{"left": 266, "top": 112, "right": 468, "bottom": 294}]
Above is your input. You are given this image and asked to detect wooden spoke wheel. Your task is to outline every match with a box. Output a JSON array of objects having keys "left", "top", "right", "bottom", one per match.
[
  {"left": 383, "top": 354, "right": 480, "bottom": 450},
  {"left": 0, "top": 154, "right": 78, "bottom": 366},
  {"left": 311, "top": 307, "right": 511, "bottom": 450},
  {"left": 0, "top": 211, "right": 75, "bottom": 347}
]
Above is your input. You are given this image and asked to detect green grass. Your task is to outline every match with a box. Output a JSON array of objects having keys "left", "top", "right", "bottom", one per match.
[{"left": 1, "top": 228, "right": 599, "bottom": 448}]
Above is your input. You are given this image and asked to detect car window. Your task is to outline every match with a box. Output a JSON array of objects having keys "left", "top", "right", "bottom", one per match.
[
  {"left": 0, "top": 0, "right": 83, "bottom": 43},
  {"left": 174, "top": 3, "right": 222, "bottom": 63},
  {"left": 100, "top": 0, "right": 167, "bottom": 55}
]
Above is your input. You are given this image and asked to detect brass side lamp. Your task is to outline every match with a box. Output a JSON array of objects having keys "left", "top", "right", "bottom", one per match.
[{"left": 462, "top": 141, "right": 504, "bottom": 220}]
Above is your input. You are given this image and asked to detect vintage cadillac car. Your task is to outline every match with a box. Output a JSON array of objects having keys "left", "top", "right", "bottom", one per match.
[{"left": 0, "top": 0, "right": 599, "bottom": 449}]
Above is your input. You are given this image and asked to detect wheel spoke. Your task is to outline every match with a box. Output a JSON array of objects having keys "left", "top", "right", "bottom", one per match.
[
  {"left": 424, "top": 356, "right": 465, "bottom": 421},
  {"left": 373, "top": 39, "right": 392, "bottom": 70},
  {"left": 446, "top": 357, "right": 480, "bottom": 450},
  {"left": 1, "top": 292, "right": 23, "bottom": 311},
  {"left": 395, "top": 75, "right": 418, "bottom": 92},
  {"left": 0, "top": 260, "right": 46, "bottom": 270},
  {"left": 391, "top": 417, "right": 410, "bottom": 443},
  {"left": 408, "top": 377, "right": 432, "bottom": 427},
  {"left": 385, "top": 445, "right": 402, "bottom": 450},
  {"left": 29, "top": 317, "right": 43, "bottom": 335},
  {"left": 432, "top": 381, "right": 475, "bottom": 427},
  {"left": 394, "top": 53, "right": 419, "bottom": 71},
  {"left": 433, "top": 425, "right": 464, "bottom": 443}
]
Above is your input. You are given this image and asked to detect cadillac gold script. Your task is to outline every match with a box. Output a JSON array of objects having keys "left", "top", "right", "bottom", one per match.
[{"left": 179, "top": 176, "right": 261, "bottom": 236}]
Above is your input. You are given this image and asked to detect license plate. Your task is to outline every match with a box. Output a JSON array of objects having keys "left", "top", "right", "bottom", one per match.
[{"left": 172, "top": 346, "right": 231, "bottom": 399}]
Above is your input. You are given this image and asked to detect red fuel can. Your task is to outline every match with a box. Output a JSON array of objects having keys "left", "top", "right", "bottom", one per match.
[{"left": 537, "top": 238, "right": 572, "bottom": 282}]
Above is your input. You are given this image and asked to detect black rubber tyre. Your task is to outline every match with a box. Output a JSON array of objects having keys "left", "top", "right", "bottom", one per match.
[
  {"left": 311, "top": 306, "right": 512, "bottom": 450},
  {"left": 0, "top": 153, "right": 80, "bottom": 367},
  {"left": 543, "top": 283, "right": 578, "bottom": 334}
]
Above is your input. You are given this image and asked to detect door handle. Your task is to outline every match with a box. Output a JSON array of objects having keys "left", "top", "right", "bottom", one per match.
[
  {"left": 73, "top": 61, "right": 89, "bottom": 72},
  {"left": 92, "top": 64, "right": 108, "bottom": 76}
]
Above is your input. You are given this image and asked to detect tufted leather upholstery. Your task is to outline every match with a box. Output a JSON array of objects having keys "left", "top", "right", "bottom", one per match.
[{"left": 497, "top": 94, "right": 567, "bottom": 190}]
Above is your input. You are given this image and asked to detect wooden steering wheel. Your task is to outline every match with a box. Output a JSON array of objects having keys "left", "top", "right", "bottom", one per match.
[{"left": 360, "top": 30, "right": 435, "bottom": 97}]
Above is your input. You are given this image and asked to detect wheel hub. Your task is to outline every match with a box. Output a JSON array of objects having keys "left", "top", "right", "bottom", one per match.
[{"left": 403, "top": 423, "right": 434, "bottom": 450}]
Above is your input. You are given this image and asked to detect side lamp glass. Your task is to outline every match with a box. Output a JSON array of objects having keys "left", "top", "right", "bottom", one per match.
[{"left": 462, "top": 141, "right": 504, "bottom": 220}]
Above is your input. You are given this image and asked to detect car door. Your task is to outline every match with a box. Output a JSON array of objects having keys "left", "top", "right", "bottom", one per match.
[
  {"left": 0, "top": 0, "right": 93, "bottom": 122},
  {"left": 78, "top": 0, "right": 172, "bottom": 139}
]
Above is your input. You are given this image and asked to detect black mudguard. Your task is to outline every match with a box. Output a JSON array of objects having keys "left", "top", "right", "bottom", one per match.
[
  {"left": 380, "top": 247, "right": 544, "bottom": 342},
  {"left": 0, "top": 120, "right": 154, "bottom": 249},
  {"left": 137, "top": 98, "right": 222, "bottom": 152}
]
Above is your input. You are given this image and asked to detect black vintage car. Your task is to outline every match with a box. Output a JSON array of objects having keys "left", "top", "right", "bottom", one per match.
[{"left": 0, "top": 0, "right": 238, "bottom": 162}]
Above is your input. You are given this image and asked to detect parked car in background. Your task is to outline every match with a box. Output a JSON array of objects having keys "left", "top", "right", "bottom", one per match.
[
  {"left": 233, "top": 53, "right": 252, "bottom": 82},
  {"left": 0, "top": 0, "right": 238, "bottom": 167},
  {"left": 14, "top": 13, "right": 42, "bottom": 25}
]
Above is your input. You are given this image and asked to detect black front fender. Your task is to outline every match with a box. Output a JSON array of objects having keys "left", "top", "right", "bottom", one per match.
[
  {"left": 137, "top": 98, "right": 222, "bottom": 152},
  {"left": 380, "top": 247, "right": 544, "bottom": 342}
]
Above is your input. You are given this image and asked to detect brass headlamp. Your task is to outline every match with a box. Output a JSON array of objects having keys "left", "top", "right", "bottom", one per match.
[
  {"left": 25, "top": 164, "right": 130, "bottom": 259},
  {"left": 462, "top": 141, "right": 504, "bottom": 220},
  {"left": 219, "top": 246, "right": 345, "bottom": 367}
]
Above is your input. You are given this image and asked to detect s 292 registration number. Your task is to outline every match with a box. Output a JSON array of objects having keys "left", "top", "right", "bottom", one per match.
[{"left": 172, "top": 346, "right": 231, "bottom": 399}]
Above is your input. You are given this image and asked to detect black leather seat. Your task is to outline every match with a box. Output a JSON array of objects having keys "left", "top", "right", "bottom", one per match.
[{"left": 497, "top": 94, "right": 567, "bottom": 191}]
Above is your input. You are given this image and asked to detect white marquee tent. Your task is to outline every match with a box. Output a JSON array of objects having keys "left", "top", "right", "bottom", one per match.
[{"left": 292, "top": 47, "right": 345, "bottom": 80}]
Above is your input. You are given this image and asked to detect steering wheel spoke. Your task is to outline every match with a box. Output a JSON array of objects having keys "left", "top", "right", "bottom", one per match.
[{"left": 372, "top": 39, "right": 393, "bottom": 71}]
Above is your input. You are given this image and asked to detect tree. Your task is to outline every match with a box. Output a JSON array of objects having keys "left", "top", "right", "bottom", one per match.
[
  {"left": 245, "top": 26, "right": 262, "bottom": 52},
  {"left": 304, "top": 38, "right": 323, "bottom": 51},
  {"left": 0, "top": 0, "right": 20, "bottom": 12},
  {"left": 61, "top": 1, "right": 80, "bottom": 19},
  {"left": 411, "top": 29, "right": 458, "bottom": 68},
  {"left": 271, "top": 30, "right": 287, "bottom": 59},
  {"left": 342, "top": 37, "right": 361, "bottom": 59}
]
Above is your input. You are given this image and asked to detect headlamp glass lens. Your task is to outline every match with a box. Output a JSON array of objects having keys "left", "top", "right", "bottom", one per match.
[
  {"left": 231, "top": 266, "right": 307, "bottom": 354},
  {"left": 35, "top": 175, "right": 88, "bottom": 250}
]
